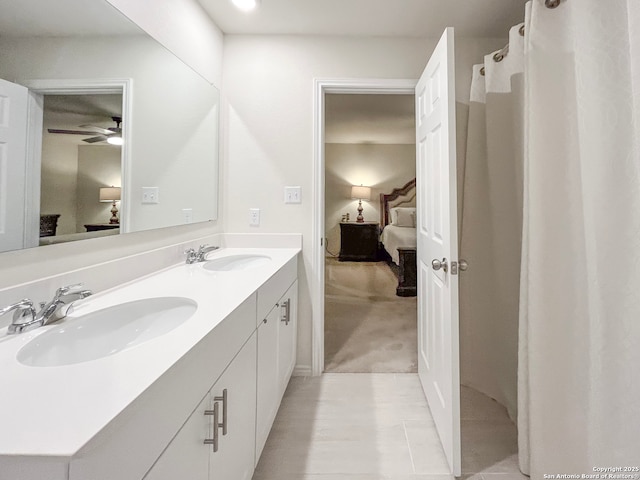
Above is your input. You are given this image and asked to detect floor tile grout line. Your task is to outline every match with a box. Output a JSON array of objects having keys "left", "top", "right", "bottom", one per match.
[{"left": 402, "top": 419, "right": 417, "bottom": 474}]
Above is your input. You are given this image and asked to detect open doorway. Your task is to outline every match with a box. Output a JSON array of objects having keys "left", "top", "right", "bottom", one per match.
[
  {"left": 21, "top": 79, "right": 131, "bottom": 248},
  {"left": 312, "top": 75, "right": 523, "bottom": 477},
  {"left": 323, "top": 93, "right": 417, "bottom": 373},
  {"left": 39, "top": 93, "right": 123, "bottom": 244}
]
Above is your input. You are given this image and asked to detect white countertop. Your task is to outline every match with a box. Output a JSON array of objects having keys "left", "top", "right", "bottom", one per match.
[{"left": 0, "top": 247, "right": 299, "bottom": 457}]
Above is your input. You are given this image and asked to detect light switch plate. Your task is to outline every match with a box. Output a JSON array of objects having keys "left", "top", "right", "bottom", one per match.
[
  {"left": 142, "top": 187, "right": 160, "bottom": 204},
  {"left": 284, "top": 186, "right": 301, "bottom": 204},
  {"left": 182, "top": 208, "right": 193, "bottom": 224}
]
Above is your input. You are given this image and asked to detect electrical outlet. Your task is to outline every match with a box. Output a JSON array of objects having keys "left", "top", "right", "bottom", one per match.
[
  {"left": 142, "top": 187, "right": 160, "bottom": 204},
  {"left": 284, "top": 186, "right": 302, "bottom": 204},
  {"left": 249, "top": 208, "right": 260, "bottom": 226}
]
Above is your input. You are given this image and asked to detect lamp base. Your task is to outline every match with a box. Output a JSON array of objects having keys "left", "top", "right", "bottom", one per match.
[
  {"left": 356, "top": 199, "right": 364, "bottom": 223},
  {"left": 109, "top": 201, "right": 119, "bottom": 224}
]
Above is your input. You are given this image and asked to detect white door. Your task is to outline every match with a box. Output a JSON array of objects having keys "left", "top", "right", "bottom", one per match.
[
  {"left": 0, "top": 79, "right": 29, "bottom": 253},
  {"left": 415, "top": 28, "right": 461, "bottom": 475}
]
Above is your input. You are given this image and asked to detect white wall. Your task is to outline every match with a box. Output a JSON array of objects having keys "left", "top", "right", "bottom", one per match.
[
  {"left": 105, "top": 0, "right": 223, "bottom": 87},
  {"left": 40, "top": 135, "right": 79, "bottom": 235},
  {"left": 77, "top": 145, "right": 122, "bottom": 229},
  {"left": 222, "top": 34, "right": 506, "bottom": 372},
  {"left": 325, "top": 143, "right": 416, "bottom": 256}
]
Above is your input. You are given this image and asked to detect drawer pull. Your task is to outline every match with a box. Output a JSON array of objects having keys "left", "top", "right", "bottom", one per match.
[
  {"left": 203, "top": 401, "right": 220, "bottom": 452},
  {"left": 214, "top": 388, "right": 228, "bottom": 436},
  {"left": 280, "top": 299, "right": 291, "bottom": 325}
]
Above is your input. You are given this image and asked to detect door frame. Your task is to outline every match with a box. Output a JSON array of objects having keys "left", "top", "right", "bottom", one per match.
[
  {"left": 23, "top": 78, "right": 133, "bottom": 236},
  {"left": 311, "top": 78, "right": 417, "bottom": 376}
]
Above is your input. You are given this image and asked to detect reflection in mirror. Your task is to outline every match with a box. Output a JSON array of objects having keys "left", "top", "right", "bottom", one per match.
[
  {"left": 0, "top": 0, "right": 219, "bottom": 254},
  {"left": 40, "top": 94, "right": 123, "bottom": 245}
]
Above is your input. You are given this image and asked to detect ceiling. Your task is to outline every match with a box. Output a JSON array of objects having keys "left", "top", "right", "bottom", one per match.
[
  {"left": 44, "top": 94, "right": 123, "bottom": 146},
  {"left": 325, "top": 94, "right": 415, "bottom": 145},
  {"left": 199, "top": 0, "right": 526, "bottom": 37}
]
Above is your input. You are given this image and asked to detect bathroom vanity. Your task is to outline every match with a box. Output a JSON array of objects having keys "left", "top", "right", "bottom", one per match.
[{"left": 0, "top": 242, "right": 300, "bottom": 480}]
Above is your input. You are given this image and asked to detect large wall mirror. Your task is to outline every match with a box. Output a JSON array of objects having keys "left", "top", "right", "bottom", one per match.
[{"left": 0, "top": 0, "right": 219, "bottom": 253}]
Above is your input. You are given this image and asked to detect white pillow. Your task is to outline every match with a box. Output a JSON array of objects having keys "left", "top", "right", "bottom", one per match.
[
  {"left": 389, "top": 207, "right": 416, "bottom": 227},
  {"left": 394, "top": 208, "right": 416, "bottom": 227}
]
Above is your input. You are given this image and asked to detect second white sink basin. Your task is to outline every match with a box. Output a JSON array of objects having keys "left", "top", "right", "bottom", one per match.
[
  {"left": 17, "top": 297, "right": 197, "bottom": 367},
  {"left": 203, "top": 254, "right": 271, "bottom": 271}
]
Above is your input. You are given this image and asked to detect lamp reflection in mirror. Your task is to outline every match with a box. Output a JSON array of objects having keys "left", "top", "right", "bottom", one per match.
[
  {"left": 99, "top": 187, "right": 121, "bottom": 224},
  {"left": 350, "top": 185, "right": 371, "bottom": 223}
]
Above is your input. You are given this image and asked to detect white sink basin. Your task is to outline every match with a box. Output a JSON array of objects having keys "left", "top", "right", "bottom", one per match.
[
  {"left": 17, "top": 297, "right": 197, "bottom": 367},
  {"left": 203, "top": 254, "right": 271, "bottom": 271}
]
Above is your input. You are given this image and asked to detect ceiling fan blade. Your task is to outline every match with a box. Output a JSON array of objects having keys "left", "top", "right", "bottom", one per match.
[
  {"left": 47, "top": 129, "right": 103, "bottom": 135},
  {"left": 83, "top": 135, "right": 108, "bottom": 144},
  {"left": 77, "top": 124, "right": 114, "bottom": 135}
]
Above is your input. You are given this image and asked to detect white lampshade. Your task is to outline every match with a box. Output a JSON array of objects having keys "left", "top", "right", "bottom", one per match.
[
  {"left": 351, "top": 185, "right": 371, "bottom": 201},
  {"left": 99, "top": 186, "right": 121, "bottom": 202}
]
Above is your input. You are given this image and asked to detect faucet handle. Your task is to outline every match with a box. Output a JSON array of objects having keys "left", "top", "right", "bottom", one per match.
[
  {"left": 184, "top": 247, "right": 198, "bottom": 264},
  {"left": 55, "top": 283, "right": 84, "bottom": 297},
  {"left": 1, "top": 299, "right": 37, "bottom": 323}
]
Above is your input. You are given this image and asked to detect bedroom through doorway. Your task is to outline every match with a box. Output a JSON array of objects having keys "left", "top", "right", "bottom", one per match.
[{"left": 323, "top": 93, "right": 418, "bottom": 373}]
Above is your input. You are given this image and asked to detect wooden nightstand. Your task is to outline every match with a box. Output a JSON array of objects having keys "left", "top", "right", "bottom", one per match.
[
  {"left": 84, "top": 224, "right": 120, "bottom": 232},
  {"left": 339, "top": 222, "right": 380, "bottom": 261}
]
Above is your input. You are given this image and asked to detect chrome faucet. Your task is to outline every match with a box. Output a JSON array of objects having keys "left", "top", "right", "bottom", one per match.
[
  {"left": 0, "top": 284, "right": 93, "bottom": 335},
  {"left": 196, "top": 244, "right": 219, "bottom": 262},
  {"left": 184, "top": 244, "right": 220, "bottom": 264}
]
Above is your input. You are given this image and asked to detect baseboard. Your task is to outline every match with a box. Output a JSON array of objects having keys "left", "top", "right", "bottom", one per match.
[{"left": 293, "top": 365, "right": 313, "bottom": 377}]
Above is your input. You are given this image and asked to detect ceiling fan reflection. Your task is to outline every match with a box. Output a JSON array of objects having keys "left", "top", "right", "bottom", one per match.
[{"left": 47, "top": 116, "right": 123, "bottom": 144}]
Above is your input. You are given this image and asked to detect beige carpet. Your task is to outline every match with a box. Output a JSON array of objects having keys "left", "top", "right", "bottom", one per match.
[{"left": 324, "top": 258, "right": 418, "bottom": 373}]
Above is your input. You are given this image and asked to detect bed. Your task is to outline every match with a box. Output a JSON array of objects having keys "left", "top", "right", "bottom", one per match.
[{"left": 379, "top": 178, "right": 417, "bottom": 297}]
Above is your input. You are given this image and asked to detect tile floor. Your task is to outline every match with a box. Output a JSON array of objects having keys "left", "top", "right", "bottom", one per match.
[{"left": 253, "top": 374, "right": 528, "bottom": 480}]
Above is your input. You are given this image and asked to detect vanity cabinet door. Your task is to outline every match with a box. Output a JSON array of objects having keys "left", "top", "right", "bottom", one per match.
[
  {"left": 255, "top": 305, "right": 280, "bottom": 462},
  {"left": 277, "top": 280, "right": 298, "bottom": 397},
  {"left": 143, "top": 393, "right": 210, "bottom": 480},
  {"left": 209, "top": 332, "right": 257, "bottom": 480},
  {"left": 144, "top": 333, "right": 257, "bottom": 480}
]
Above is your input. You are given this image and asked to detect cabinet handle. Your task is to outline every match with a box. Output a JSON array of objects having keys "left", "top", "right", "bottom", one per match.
[
  {"left": 214, "top": 388, "right": 228, "bottom": 436},
  {"left": 203, "top": 401, "right": 220, "bottom": 452},
  {"left": 280, "top": 299, "right": 290, "bottom": 325}
]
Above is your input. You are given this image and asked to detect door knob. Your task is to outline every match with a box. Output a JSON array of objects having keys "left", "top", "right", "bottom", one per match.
[
  {"left": 451, "top": 259, "right": 469, "bottom": 275},
  {"left": 432, "top": 258, "right": 448, "bottom": 273}
]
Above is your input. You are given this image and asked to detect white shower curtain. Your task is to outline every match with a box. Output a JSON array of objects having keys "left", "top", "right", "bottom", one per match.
[
  {"left": 519, "top": 0, "right": 640, "bottom": 475},
  {"left": 463, "top": 0, "right": 640, "bottom": 475},
  {"left": 460, "top": 25, "right": 525, "bottom": 422}
]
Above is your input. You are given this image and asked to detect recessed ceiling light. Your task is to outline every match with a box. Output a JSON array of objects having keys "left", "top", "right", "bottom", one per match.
[{"left": 232, "top": 0, "right": 260, "bottom": 12}]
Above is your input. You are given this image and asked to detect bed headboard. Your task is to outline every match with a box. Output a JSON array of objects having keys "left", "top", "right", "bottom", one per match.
[{"left": 379, "top": 178, "right": 416, "bottom": 227}]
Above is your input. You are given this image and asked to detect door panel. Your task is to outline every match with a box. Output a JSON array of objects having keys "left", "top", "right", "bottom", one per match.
[
  {"left": 415, "top": 27, "right": 461, "bottom": 476},
  {"left": 0, "top": 79, "right": 29, "bottom": 252}
]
